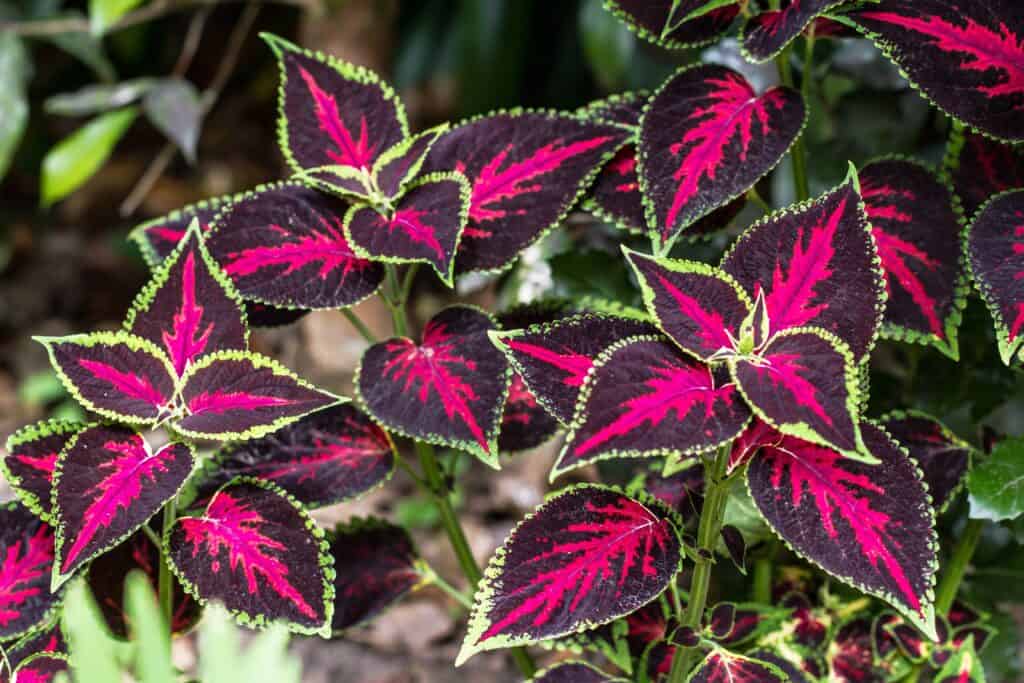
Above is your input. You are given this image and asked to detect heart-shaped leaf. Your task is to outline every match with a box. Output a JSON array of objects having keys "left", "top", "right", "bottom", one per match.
[
  {"left": 721, "top": 173, "right": 885, "bottom": 361},
  {"left": 603, "top": 0, "right": 740, "bottom": 50},
  {"left": 126, "top": 220, "right": 248, "bottom": 378},
  {"left": 626, "top": 250, "right": 752, "bottom": 361},
  {"left": 177, "top": 350, "right": 342, "bottom": 441},
  {"left": 491, "top": 313, "right": 656, "bottom": 424},
  {"left": 640, "top": 64, "right": 805, "bottom": 250},
  {"left": 880, "top": 411, "right": 971, "bottom": 514},
  {"left": 206, "top": 182, "right": 384, "bottom": 310},
  {"left": 420, "top": 111, "right": 628, "bottom": 273},
  {"left": 357, "top": 306, "right": 509, "bottom": 467},
  {"left": 3, "top": 420, "right": 85, "bottom": 523},
  {"left": 688, "top": 650, "right": 788, "bottom": 683},
  {"left": 965, "top": 189, "right": 1024, "bottom": 364},
  {"left": 741, "top": 0, "right": 845, "bottom": 62},
  {"left": 374, "top": 126, "right": 447, "bottom": 199},
  {"left": 860, "top": 159, "right": 964, "bottom": 358},
  {"left": 747, "top": 423, "right": 938, "bottom": 639},
  {"left": 530, "top": 661, "right": 626, "bottom": 682},
  {"left": 198, "top": 404, "right": 395, "bottom": 509},
  {"left": 344, "top": 172, "right": 470, "bottom": 284},
  {"left": 498, "top": 374, "right": 561, "bottom": 454},
  {"left": 557, "top": 336, "right": 751, "bottom": 480},
  {"left": 36, "top": 331, "right": 176, "bottom": 425},
  {"left": 731, "top": 328, "right": 865, "bottom": 460},
  {"left": 263, "top": 33, "right": 408, "bottom": 193},
  {"left": 947, "top": 128, "right": 1024, "bottom": 218},
  {"left": 166, "top": 478, "right": 333, "bottom": 634},
  {"left": 328, "top": 518, "right": 423, "bottom": 633},
  {"left": 0, "top": 504, "right": 61, "bottom": 641},
  {"left": 87, "top": 530, "right": 201, "bottom": 637},
  {"left": 458, "top": 485, "right": 682, "bottom": 663},
  {"left": 52, "top": 425, "right": 195, "bottom": 588},
  {"left": 849, "top": 0, "right": 1024, "bottom": 142}
]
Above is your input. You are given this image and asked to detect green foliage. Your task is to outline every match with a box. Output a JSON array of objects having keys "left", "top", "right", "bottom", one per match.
[
  {"left": 88, "top": 0, "right": 144, "bottom": 35},
  {"left": 142, "top": 78, "right": 203, "bottom": 163},
  {"left": 0, "top": 32, "right": 30, "bottom": 181},
  {"left": 968, "top": 437, "right": 1024, "bottom": 521},
  {"left": 40, "top": 107, "right": 137, "bottom": 206},
  {"left": 579, "top": 0, "right": 634, "bottom": 92}
]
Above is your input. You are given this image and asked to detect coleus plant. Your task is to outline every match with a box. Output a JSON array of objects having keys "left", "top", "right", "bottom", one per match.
[{"left": 4, "top": 2, "right": 1024, "bottom": 680}]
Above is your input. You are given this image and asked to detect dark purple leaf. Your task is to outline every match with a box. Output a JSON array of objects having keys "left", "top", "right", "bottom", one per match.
[
  {"left": 721, "top": 174, "right": 885, "bottom": 360},
  {"left": 947, "top": 600, "right": 984, "bottom": 629},
  {"left": 850, "top": 0, "right": 1024, "bottom": 142},
  {"left": 498, "top": 374, "right": 561, "bottom": 454},
  {"left": 557, "top": 336, "right": 750, "bottom": 479},
  {"left": 640, "top": 64, "right": 805, "bottom": 250},
  {"left": 344, "top": 172, "right": 470, "bottom": 284},
  {"left": 0, "top": 504, "right": 60, "bottom": 641},
  {"left": 329, "top": 518, "right": 422, "bottom": 632},
  {"left": 129, "top": 197, "right": 227, "bottom": 267},
  {"left": 720, "top": 525, "right": 746, "bottom": 573},
  {"left": 200, "top": 404, "right": 395, "bottom": 509},
  {"left": 531, "top": 662, "right": 624, "bottom": 683},
  {"left": 3, "top": 420, "right": 84, "bottom": 523},
  {"left": 357, "top": 306, "right": 508, "bottom": 467},
  {"left": 949, "top": 129, "right": 1024, "bottom": 218},
  {"left": 827, "top": 618, "right": 891, "bottom": 683},
  {"left": 457, "top": 485, "right": 682, "bottom": 662},
  {"left": 126, "top": 220, "right": 247, "bottom": 378},
  {"left": 727, "top": 418, "right": 779, "bottom": 474},
  {"left": 881, "top": 611, "right": 930, "bottom": 661},
  {"left": 36, "top": 332, "right": 176, "bottom": 425},
  {"left": 747, "top": 423, "right": 938, "bottom": 637},
  {"left": 1, "top": 621, "right": 65, "bottom": 682},
  {"left": 688, "top": 650, "right": 787, "bottom": 683},
  {"left": 374, "top": 126, "right": 446, "bottom": 199},
  {"left": 244, "top": 302, "right": 309, "bottom": 328},
  {"left": 741, "top": 0, "right": 845, "bottom": 62},
  {"left": 207, "top": 182, "right": 384, "bottom": 310},
  {"left": 492, "top": 313, "right": 656, "bottom": 424},
  {"left": 166, "top": 479, "right": 332, "bottom": 633},
  {"left": 779, "top": 592, "right": 830, "bottom": 649},
  {"left": 707, "top": 603, "right": 789, "bottom": 647},
  {"left": 177, "top": 350, "right": 341, "bottom": 441},
  {"left": 52, "top": 425, "right": 194, "bottom": 587},
  {"left": 11, "top": 653, "right": 68, "bottom": 683},
  {"left": 640, "top": 463, "right": 704, "bottom": 527},
  {"left": 860, "top": 159, "right": 964, "bottom": 358},
  {"left": 579, "top": 91, "right": 647, "bottom": 128},
  {"left": 965, "top": 189, "right": 1024, "bottom": 364},
  {"left": 420, "top": 112, "right": 628, "bottom": 273},
  {"left": 880, "top": 411, "right": 971, "bottom": 513},
  {"left": 604, "top": 0, "right": 740, "bottom": 49},
  {"left": 748, "top": 650, "right": 813, "bottom": 683},
  {"left": 88, "top": 530, "right": 200, "bottom": 637}
]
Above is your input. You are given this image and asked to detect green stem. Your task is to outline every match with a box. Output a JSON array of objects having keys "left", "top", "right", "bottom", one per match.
[
  {"left": 425, "top": 565, "right": 474, "bottom": 609},
  {"left": 775, "top": 45, "right": 810, "bottom": 202},
  {"left": 668, "top": 445, "right": 733, "bottom": 682},
  {"left": 385, "top": 265, "right": 408, "bottom": 337},
  {"left": 341, "top": 308, "right": 378, "bottom": 344},
  {"left": 158, "top": 502, "right": 176, "bottom": 628},
  {"left": 753, "top": 556, "right": 773, "bottom": 604}
]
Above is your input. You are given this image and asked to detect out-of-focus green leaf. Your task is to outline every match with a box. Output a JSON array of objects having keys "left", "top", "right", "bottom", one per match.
[
  {"left": 198, "top": 606, "right": 302, "bottom": 683},
  {"left": 0, "top": 32, "right": 30, "bottom": 181},
  {"left": 142, "top": 78, "right": 202, "bottom": 163},
  {"left": 46, "top": 12, "right": 118, "bottom": 81},
  {"left": 550, "top": 249, "right": 637, "bottom": 303},
  {"left": 46, "top": 78, "right": 154, "bottom": 116},
  {"left": 579, "top": 0, "right": 634, "bottom": 92},
  {"left": 124, "top": 572, "right": 174, "bottom": 683},
  {"left": 62, "top": 580, "right": 129, "bottom": 682},
  {"left": 40, "top": 106, "right": 137, "bottom": 206},
  {"left": 981, "top": 610, "right": 1020, "bottom": 683},
  {"left": 18, "top": 370, "right": 68, "bottom": 406},
  {"left": 89, "top": 0, "right": 144, "bottom": 35},
  {"left": 968, "top": 437, "right": 1024, "bottom": 521}
]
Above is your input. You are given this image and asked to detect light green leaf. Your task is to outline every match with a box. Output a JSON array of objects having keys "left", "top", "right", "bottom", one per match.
[
  {"left": 124, "top": 571, "right": 174, "bottom": 683},
  {"left": 198, "top": 605, "right": 302, "bottom": 683},
  {"left": 45, "top": 11, "right": 117, "bottom": 81},
  {"left": 142, "top": 78, "right": 203, "bottom": 163},
  {"left": 41, "top": 107, "right": 137, "bottom": 206},
  {"left": 89, "top": 0, "right": 144, "bottom": 35},
  {"left": 0, "top": 32, "right": 30, "bottom": 181},
  {"left": 46, "top": 78, "right": 155, "bottom": 116},
  {"left": 62, "top": 580, "right": 127, "bottom": 682},
  {"left": 968, "top": 437, "right": 1024, "bottom": 521}
]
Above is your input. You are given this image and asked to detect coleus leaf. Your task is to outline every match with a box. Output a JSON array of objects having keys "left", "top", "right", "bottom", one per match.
[
  {"left": 721, "top": 172, "right": 885, "bottom": 361},
  {"left": 947, "top": 129, "right": 1024, "bottom": 218},
  {"left": 198, "top": 404, "right": 395, "bottom": 509},
  {"left": 357, "top": 306, "right": 509, "bottom": 468},
  {"left": 747, "top": 650, "right": 813, "bottom": 683},
  {"left": 860, "top": 158, "right": 965, "bottom": 358},
  {"left": 245, "top": 302, "right": 309, "bottom": 328},
  {"left": 687, "top": 649, "right": 788, "bottom": 683},
  {"left": 827, "top": 618, "right": 892, "bottom": 683},
  {"left": 747, "top": 423, "right": 938, "bottom": 638},
  {"left": 176, "top": 350, "right": 342, "bottom": 441},
  {"left": 879, "top": 411, "right": 971, "bottom": 513},
  {"left": 51, "top": 425, "right": 195, "bottom": 588},
  {"left": 10, "top": 652, "right": 68, "bottom": 683},
  {"left": 880, "top": 611, "right": 930, "bottom": 662},
  {"left": 491, "top": 313, "right": 656, "bottom": 424},
  {"left": 849, "top": 0, "right": 1024, "bottom": 142},
  {"left": 166, "top": 478, "right": 333, "bottom": 634},
  {"left": 206, "top": 182, "right": 384, "bottom": 310},
  {"left": 639, "top": 64, "right": 805, "bottom": 251},
  {"left": 579, "top": 90, "right": 648, "bottom": 128},
  {"left": 343, "top": 171, "right": 471, "bottom": 285},
  {"left": 720, "top": 525, "right": 746, "bottom": 573},
  {"left": 965, "top": 189, "right": 1024, "bottom": 364},
  {"left": 457, "top": 485, "right": 683, "bottom": 664},
  {"left": 556, "top": 336, "right": 751, "bottom": 480},
  {"left": 2, "top": 621, "right": 65, "bottom": 683},
  {"left": 603, "top": 0, "right": 740, "bottom": 50},
  {"left": 129, "top": 194, "right": 231, "bottom": 267},
  {"left": 637, "top": 462, "right": 704, "bottom": 527},
  {"left": 3, "top": 420, "right": 85, "bottom": 523},
  {"left": 934, "top": 636, "right": 984, "bottom": 683},
  {"left": 328, "top": 518, "right": 423, "bottom": 632},
  {"left": 420, "top": 111, "right": 629, "bottom": 273},
  {"left": 707, "top": 603, "right": 790, "bottom": 647},
  {"left": 731, "top": 327, "right": 865, "bottom": 460},
  {"left": 0, "top": 504, "right": 60, "bottom": 642},
  {"left": 373, "top": 125, "right": 447, "bottom": 199},
  {"left": 498, "top": 374, "right": 561, "bottom": 454},
  {"left": 741, "top": 0, "right": 845, "bottom": 62},
  {"left": 35, "top": 331, "right": 176, "bottom": 425},
  {"left": 778, "top": 591, "right": 831, "bottom": 649},
  {"left": 88, "top": 530, "right": 200, "bottom": 637},
  {"left": 263, "top": 33, "right": 408, "bottom": 194},
  {"left": 530, "top": 661, "right": 626, "bottom": 683},
  {"left": 125, "top": 219, "right": 248, "bottom": 379}
]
